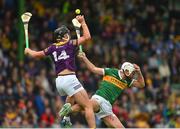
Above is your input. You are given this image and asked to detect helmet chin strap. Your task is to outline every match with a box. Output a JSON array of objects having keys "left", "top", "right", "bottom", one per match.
[
  {"left": 122, "top": 69, "right": 131, "bottom": 79},
  {"left": 62, "top": 34, "right": 70, "bottom": 41},
  {"left": 55, "top": 34, "right": 70, "bottom": 46}
]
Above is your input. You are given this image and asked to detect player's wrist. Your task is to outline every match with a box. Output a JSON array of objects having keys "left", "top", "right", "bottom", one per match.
[
  {"left": 82, "top": 56, "right": 87, "bottom": 61},
  {"left": 137, "top": 70, "right": 142, "bottom": 74},
  {"left": 81, "top": 22, "right": 86, "bottom": 26}
]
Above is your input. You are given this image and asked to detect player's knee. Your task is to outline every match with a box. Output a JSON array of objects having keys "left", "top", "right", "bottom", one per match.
[
  {"left": 113, "top": 123, "right": 125, "bottom": 128},
  {"left": 115, "top": 125, "right": 124, "bottom": 128},
  {"left": 87, "top": 100, "right": 93, "bottom": 107},
  {"left": 83, "top": 100, "right": 93, "bottom": 109},
  {"left": 108, "top": 124, "right": 124, "bottom": 128}
]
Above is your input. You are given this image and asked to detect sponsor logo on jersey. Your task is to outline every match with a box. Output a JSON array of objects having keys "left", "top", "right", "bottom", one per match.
[{"left": 103, "top": 75, "right": 128, "bottom": 90}]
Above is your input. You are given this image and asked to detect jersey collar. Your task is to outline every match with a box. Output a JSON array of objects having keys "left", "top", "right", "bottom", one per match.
[
  {"left": 54, "top": 41, "right": 68, "bottom": 46},
  {"left": 118, "top": 70, "right": 122, "bottom": 79}
]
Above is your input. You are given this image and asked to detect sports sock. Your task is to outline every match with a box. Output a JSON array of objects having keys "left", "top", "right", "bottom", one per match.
[{"left": 63, "top": 116, "right": 70, "bottom": 121}]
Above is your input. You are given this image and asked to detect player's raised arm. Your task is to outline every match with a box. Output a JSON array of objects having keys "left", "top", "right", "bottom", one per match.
[
  {"left": 78, "top": 52, "right": 104, "bottom": 75},
  {"left": 132, "top": 64, "right": 145, "bottom": 88},
  {"left": 75, "top": 15, "right": 91, "bottom": 45},
  {"left": 24, "top": 48, "right": 45, "bottom": 58}
]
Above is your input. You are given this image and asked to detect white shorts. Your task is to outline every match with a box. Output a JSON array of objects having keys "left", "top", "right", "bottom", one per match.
[
  {"left": 56, "top": 75, "right": 84, "bottom": 97},
  {"left": 91, "top": 94, "right": 114, "bottom": 119}
]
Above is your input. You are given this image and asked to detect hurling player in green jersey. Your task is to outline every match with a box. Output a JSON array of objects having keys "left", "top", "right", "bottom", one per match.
[{"left": 60, "top": 52, "right": 145, "bottom": 128}]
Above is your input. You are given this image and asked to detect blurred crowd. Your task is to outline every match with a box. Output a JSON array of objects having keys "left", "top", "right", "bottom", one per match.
[{"left": 0, "top": 0, "right": 180, "bottom": 128}]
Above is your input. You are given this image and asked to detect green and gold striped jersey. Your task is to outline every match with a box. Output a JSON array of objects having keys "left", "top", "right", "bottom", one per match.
[{"left": 96, "top": 68, "right": 134, "bottom": 105}]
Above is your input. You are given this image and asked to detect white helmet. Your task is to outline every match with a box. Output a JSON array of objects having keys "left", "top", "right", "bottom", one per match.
[{"left": 121, "top": 62, "right": 135, "bottom": 76}]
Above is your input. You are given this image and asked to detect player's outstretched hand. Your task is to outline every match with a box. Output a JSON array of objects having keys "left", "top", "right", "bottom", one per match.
[
  {"left": 78, "top": 51, "right": 86, "bottom": 60},
  {"left": 76, "top": 15, "right": 85, "bottom": 24},
  {"left": 133, "top": 64, "right": 141, "bottom": 72}
]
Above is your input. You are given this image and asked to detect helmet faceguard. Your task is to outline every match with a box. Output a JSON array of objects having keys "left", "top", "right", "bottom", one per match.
[
  {"left": 54, "top": 25, "right": 70, "bottom": 41},
  {"left": 121, "top": 62, "right": 135, "bottom": 77}
]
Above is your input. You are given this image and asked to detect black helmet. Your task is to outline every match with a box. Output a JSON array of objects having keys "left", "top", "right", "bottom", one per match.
[{"left": 54, "top": 25, "right": 70, "bottom": 40}]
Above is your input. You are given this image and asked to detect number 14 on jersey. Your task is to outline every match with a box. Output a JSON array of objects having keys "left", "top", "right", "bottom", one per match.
[{"left": 52, "top": 50, "right": 70, "bottom": 62}]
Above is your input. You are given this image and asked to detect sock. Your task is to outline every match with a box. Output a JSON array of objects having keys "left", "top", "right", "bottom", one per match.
[{"left": 63, "top": 116, "right": 70, "bottom": 121}]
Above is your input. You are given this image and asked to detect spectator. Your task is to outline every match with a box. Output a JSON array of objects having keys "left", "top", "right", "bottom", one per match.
[{"left": 0, "top": 0, "right": 179, "bottom": 127}]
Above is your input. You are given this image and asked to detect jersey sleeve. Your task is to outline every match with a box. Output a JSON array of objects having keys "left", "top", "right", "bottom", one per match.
[
  {"left": 43, "top": 45, "right": 53, "bottom": 56},
  {"left": 104, "top": 68, "right": 115, "bottom": 75}
]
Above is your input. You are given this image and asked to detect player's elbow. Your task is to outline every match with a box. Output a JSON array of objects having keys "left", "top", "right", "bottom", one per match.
[
  {"left": 139, "top": 82, "right": 145, "bottom": 88},
  {"left": 91, "top": 67, "right": 97, "bottom": 73},
  {"left": 31, "top": 53, "right": 39, "bottom": 58},
  {"left": 84, "top": 34, "right": 91, "bottom": 40},
  {"left": 92, "top": 67, "right": 101, "bottom": 75},
  {"left": 32, "top": 52, "right": 44, "bottom": 58}
]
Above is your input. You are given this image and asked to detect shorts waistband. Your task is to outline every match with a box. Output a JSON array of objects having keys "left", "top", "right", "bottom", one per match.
[{"left": 58, "top": 73, "right": 76, "bottom": 76}]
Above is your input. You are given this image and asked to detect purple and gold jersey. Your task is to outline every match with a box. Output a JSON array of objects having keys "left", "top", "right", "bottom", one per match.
[{"left": 43, "top": 40, "right": 77, "bottom": 75}]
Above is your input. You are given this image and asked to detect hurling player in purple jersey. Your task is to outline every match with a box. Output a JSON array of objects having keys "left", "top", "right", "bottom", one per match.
[{"left": 24, "top": 15, "right": 96, "bottom": 128}]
